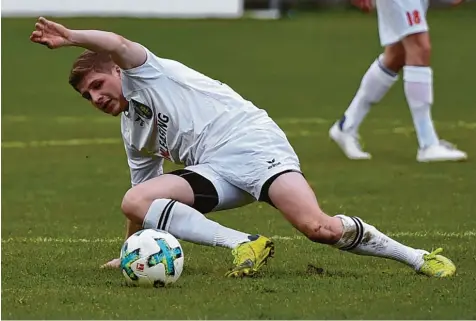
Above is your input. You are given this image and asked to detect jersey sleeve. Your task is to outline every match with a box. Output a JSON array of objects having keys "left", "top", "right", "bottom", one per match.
[
  {"left": 124, "top": 143, "right": 164, "bottom": 187},
  {"left": 121, "top": 46, "right": 165, "bottom": 96}
]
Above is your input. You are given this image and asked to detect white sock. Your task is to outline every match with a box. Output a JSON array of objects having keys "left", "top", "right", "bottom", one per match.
[
  {"left": 341, "top": 55, "right": 398, "bottom": 135},
  {"left": 403, "top": 66, "right": 439, "bottom": 149},
  {"left": 333, "top": 215, "right": 424, "bottom": 271},
  {"left": 143, "top": 199, "right": 251, "bottom": 249}
]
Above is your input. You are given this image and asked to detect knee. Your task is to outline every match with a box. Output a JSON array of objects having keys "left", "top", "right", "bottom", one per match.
[
  {"left": 382, "top": 45, "right": 406, "bottom": 72},
  {"left": 121, "top": 187, "right": 147, "bottom": 223},
  {"left": 301, "top": 222, "right": 341, "bottom": 245},
  {"left": 409, "top": 42, "right": 431, "bottom": 64},
  {"left": 382, "top": 52, "right": 405, "bottom": 73},
  {"left": 404, "top": 34, "right": 432, "bottom": 65}
]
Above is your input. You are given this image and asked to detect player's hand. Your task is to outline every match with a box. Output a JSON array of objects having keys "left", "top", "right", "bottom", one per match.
[
  {"left": 352, "top": 0, "right": 374, "bottom": 12},
  {"left": 100, "top": 258, "right": 121, "bottom": 269},
  {"left": 30, "top": 17, "right": 73, "bottom": 49}
]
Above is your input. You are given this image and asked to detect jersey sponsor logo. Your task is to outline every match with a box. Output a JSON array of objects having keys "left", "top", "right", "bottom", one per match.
[
  {"left": 157, "top": 113, "right": 171, "bottom": 160},
  {"left": 131, "top": 99, "right": 153, "bottom": 120},
  {"left": 135, "top": 116, "right": 145, "bottom": 127}
]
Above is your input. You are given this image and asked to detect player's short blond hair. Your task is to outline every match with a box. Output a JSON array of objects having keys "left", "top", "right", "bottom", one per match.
[{"left": 68, "top": 50, "right": 115, "bottom": 92}]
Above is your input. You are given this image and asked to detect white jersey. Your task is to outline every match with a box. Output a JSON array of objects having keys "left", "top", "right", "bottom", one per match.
[{"left": 120, "top": 46, "right": 270, "bottom": 186}]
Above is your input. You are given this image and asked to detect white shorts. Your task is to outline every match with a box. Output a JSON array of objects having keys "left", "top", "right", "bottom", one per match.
[
  {"left": 376, "top": 0, "right": 430, "bottom": 46},
  {"left": 185, "top": 121, "right": 301, "bottom": 212}
]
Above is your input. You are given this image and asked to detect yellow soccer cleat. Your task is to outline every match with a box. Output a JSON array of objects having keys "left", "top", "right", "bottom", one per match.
[
  {"left": 225, "top": 235, "right": 275, "bottom": 278},
  {"left": 417, "top": 248, "right": 456, "bottom": 277}
]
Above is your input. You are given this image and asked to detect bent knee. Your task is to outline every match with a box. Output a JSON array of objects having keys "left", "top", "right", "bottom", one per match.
[
  {"left": 383, "top": 45, "right": 406, "bottom": 72},
  {"left": 302, "top": 222, "right": 341, "bottom": 245},
  {"left": 121, "top": 188, "right": 149, "bottom": 223}
]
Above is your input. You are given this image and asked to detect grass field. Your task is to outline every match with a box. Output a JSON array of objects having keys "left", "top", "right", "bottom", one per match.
[{"left": 2, "top": 6, "right": 476, "bottom": 319}]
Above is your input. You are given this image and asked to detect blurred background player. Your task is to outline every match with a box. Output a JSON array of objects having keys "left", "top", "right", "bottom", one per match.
[{"left": 330, "top": 0, "right": 467, "bottom": 162}]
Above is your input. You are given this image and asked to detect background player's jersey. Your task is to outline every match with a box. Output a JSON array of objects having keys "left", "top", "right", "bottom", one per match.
[{"left": 120, "top": 46, "right": 271, "bottom": 186}]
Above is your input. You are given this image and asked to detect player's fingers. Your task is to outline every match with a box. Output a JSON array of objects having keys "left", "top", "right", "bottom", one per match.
[
  {"left": 100, "top": 259, "right": 121, "bottom": 269},
  {"left": 361, "top": 0, "right": 372, "bottom": 12},
  {"left": 35, "top": 22, "right": 44, "bottom": 31},
  {"left": 39, "top": 16, "right": 57, "bottom": 30},
  {"left": 29, "top": 34, "right": 43, "bottom": 43},
  {"left": 38, "top": 16, "right": 48, "bottom": 24},
  {"left": 31, "top": 37, "right": 53, "bottom": 49},
  {"left": 31, "top": 31, "right": 42, "bottom": 38},
  {"left": 100, "top": 263, "right": 119, "bottom": 269},
  {"left": 40, "top": 41, "right": 53, "bottom": 49}
]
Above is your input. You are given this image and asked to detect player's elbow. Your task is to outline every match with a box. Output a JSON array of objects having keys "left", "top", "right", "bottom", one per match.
[
  {"left": 115, "top": 35, "right": 129, "bottom": 54},
  {"left": 110, "top": 36, "right": 146, "bottom": 70}
]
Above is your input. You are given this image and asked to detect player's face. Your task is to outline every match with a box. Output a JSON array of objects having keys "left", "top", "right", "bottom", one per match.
[{"left": 77, "top": 67, "right": 128, "bottom": 116}]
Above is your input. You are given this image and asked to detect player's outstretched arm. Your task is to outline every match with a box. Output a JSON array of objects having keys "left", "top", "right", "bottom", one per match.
[{"left": 30, "top": 17, "right": 146, "bottom": 70}]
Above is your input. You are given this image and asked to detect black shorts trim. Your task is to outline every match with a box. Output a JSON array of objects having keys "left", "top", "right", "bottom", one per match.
[
  {"left": 168, "top": 169, "right": 219, "bottom": 214},
  {"left": 259, "top": 169, "right": 303, "bottom": 208}
]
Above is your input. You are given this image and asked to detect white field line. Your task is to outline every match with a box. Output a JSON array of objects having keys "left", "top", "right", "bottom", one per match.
[
  {"left": 2, "top": 117, "right": 475, "bottom": 149},
  {"left": 1, "top": 138, "right": 122, "bottom": 148},
  {"left": 1, "top": 116, "right": 332, "bottom": 124},
  {"left": 0, "top": 132, "right": 322, "bottom": 149},
  {"left": 3, "top": 115, "right": 476, "bottom": 129},
  {"left": 2, "top": 231, "right": 475, "bottom": 244},
  {"left": 2, "top": 116, "right": 475, "bottom": 149},
  {"left": 1, "top": 135, "right": 317, "bottom": 149},
  {"left": 2, "top": 127, "right": 476, "bottom": 149}
]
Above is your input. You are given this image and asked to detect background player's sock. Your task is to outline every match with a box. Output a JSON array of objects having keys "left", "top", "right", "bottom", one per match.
[
  {"left": 340, "top": 55, "right": 398, "bottom": 135},
  {"left": 143, "top": 199, "right": 251, "bottom": 249},
  {"left": 404, "top": 66, "right": 439, "bottom": 149},
  {"left": 333, "top": 215, "right": 424, "bottom": 270}
]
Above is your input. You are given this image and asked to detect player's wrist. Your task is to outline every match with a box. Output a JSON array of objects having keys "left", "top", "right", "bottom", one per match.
[{"left": 67, "top": 30, "right": 82, "bottom": 47}]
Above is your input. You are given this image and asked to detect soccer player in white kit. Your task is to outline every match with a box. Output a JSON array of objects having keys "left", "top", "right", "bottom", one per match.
[
  {"left": 31, "top": 17, "right": 457, "bottom": 278},
  {"left": 330, "top": 0, "right": 467, "bottom": 162}
]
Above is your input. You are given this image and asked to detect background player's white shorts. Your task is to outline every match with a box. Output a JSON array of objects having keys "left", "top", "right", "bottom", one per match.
[
  {"left": 376, "top": 0, "right": 430, "bottom": 46},
  {"left": 185, "top": 120, "right": 301, "bottom": 212}
]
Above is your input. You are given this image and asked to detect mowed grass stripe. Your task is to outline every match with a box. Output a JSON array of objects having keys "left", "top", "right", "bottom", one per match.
[{"left": 2, "top": 230, "right": 475, "bottom": 244}]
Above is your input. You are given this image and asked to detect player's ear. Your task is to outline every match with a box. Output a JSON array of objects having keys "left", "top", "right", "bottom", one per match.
[{"left": 113, "top": 65, "right": 121, "bottom": 75}]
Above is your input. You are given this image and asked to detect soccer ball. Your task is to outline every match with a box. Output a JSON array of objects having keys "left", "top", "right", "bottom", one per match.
[{"left": 120, "top": 229, "right": 184, "bottom": 287}]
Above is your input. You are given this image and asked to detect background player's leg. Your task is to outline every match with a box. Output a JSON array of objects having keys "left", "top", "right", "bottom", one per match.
[
  {"left": 329, "top": 0, "right": 408, "bottom": 161},
  {"left": 402, "top": 32, "right": 438, "bottom": 149},
  {"left": 266, "top": 171, "right": 455, "bottom": 276},
  {"left": 330, "top": 45, "right": 401, "bottom": 160},
  {"left": 122, "top": 174, "right": 251, "bottom": 249},
  {"left": 402, "top": 32, "right": 467, "bottom": 161}
]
